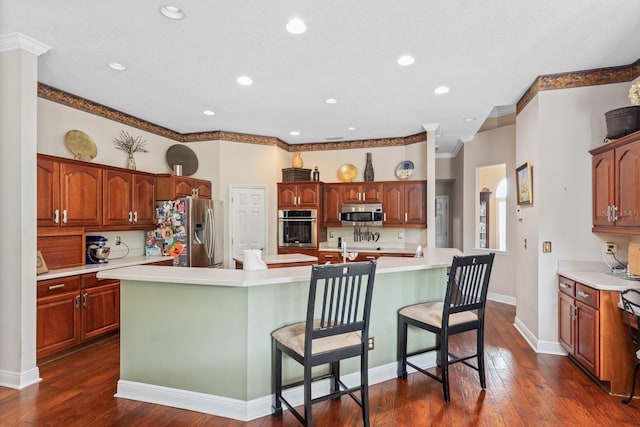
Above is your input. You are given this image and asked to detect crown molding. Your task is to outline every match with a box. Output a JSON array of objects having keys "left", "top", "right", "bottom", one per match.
[{"left": 0, "top": 33, "right": 51, "bottom": 55}]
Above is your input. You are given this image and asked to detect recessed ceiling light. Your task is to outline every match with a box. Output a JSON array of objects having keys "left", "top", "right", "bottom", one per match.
[
  {"left": 202, "top": 110, "right": 215, "bottom": 116},
  {"left": 237, "top": 76, "right": 253, "bottom": 86},
  {"left": 108, "top": 62, "right": 126, "bottom": 71},
  {"left": 286, "top": 18, "right": 307, "bottom": 34},
  {"left": 325, "top": 98, "right": 338, "bottom": 104},
  {"left": 290, "top": 131, "right": 300, "bottom": 136},
  {"left": 159, "top": 5, "right": 184, "bottom": 20},
  {"left": 434, "top": 86, "right": 450, "bottom": 95},
  {"left": 347, "top": 127, "right": 356, "bottom": 131},
  {"left": 463, "top": 117, "right": 476, "bottom": 122},
  {"left": 397, "top": 55, "right": 415, "bottom": 66}
]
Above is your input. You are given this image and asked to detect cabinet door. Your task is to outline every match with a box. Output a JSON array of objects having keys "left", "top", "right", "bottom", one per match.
[
  {"left": 81, "top": 282, "right": 120, "bottom": 341},
  {"left": 103, "top": 170, "right": 133, "bottom": 226},
  {"left": 361, "top": 183, "right": 382, "bottom": 202},
  {"left": 342, "top": 184, "right": 362, "bottom": 203},
  {"left": 322, "top": 184, "right": 342, "bottom": 226},
  {"left": 575, "top": 300, "right": 600, "bottom": 376},
  {"left": 558, "top": 292, "right": 575, "bottom": 355},
  {"left": 297, "top": 183, "right": 320, "bottom": 207},
  {"left": 592, "top": 151, "right": 615, "bottom": 227},
  {"left": 174, "top": 176, "right": 195, "bottom": 198},
  {"left": 383, "top": 183, "right": 404, "bottom": 225},
  {"left": 404, "top": 182, "right": 427, "bottom": 226},
  {"left": 278, "top": 183, "right": 298, "bottom": 208},
  {"left": 193, "top": 179, "right": 212, "bottom": 199},
  {"left": 615, "top": 139, "right": 640, "bottom": 227},
  {"left": 133, "top": 174, "right": 156, "bottom": 226},
  {"left": 37, "top": 292, "right": 81, "bottom": 359},
  {"left": 60, "top": 162, "right": 102, "bottom": 227},
  {"left": 37, "top": 157, "right": 60, "bottom": 227}
]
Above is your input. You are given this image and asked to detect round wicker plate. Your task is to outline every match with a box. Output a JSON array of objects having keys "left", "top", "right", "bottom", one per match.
[
  {"left": 338, "top": 164, "right": 358, "bottom": 182},
  {"left": 65, "top": 130, "right": 97, "bottom": 161}
]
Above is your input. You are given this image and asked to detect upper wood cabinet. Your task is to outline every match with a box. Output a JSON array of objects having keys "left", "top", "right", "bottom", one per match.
[
  {"left": 341, "top": 183, "right": 382, "bottom": 203},
  {"left": 590, "top": 131, "right": 640, "bottom": 234},
  {"left": 322, "top": 184, "right": 342, "bottom": 226},
  {"left": 381, "top": 181, "right": 427, "bottom": 228},
  {"left": 103, "top": 169, "right": 155, "bottom": 228},
  {"left": 277, "top": 182, "right": 321, "bottom": 209},
  {"left": 37, "top": 155, "right": 102, "bottom": 228},
  {"left": 156, "top": 174, "right": 212, "bottom": 200}
]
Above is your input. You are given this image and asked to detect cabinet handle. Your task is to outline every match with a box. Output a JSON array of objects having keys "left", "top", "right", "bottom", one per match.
[
  {"left": 570, "top": 303, "right": 577, "bottom": 320},
  {"left": 48, "top": 283, "right": 65, "bottom": 291},
  {"left": 297, "top": 196, "right": 301, "bottom": 205},
  {"left": 405, "top": 212, "right": 408, "bottom": 222},
  {"left": 133, "top": 211, "right": 138, "bottom": 223},
  {"left": 577, "top": 290, "right": 590, "bottom": 299},
  {"left": 607, "top": 205, "right": 612, "bottom": 222},
  {"left": 559, "top": 283, "right": 569, "bottom": 289},
  {"left": 128, "top": 211, "right": 133, "bottom": 223},
  {"left": 366, "top": 256, "right": 376, "bottom": 260},
  {"left": 54, "top": 209, "right": 59, "bottom": 224},
  {"left": 612, "top": 205, "right": 618, "bottom": 222},
  {"left": 383, "top": 212, "right": 386, "bottom": 221},
  {"left": 82, "top": 292, "right": 88, "bottom": 308},
  {"left": 62, "top": 209, "right": 68, "bottom": 223},
  {"left": 75, "top": 295, "right": 80, "bottom": 309}
]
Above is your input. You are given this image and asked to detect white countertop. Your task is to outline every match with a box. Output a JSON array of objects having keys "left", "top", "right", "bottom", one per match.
[
  {"left": 98, "top": 247, "right": 462, "bottom": 288},
  {"left": 36, "top": 255, "right": 175, "bottom": 281},
  {"left": 233, "top": 253, "right": 318, "bottom": 264},
  {"left": 557, "top": 260, "right": 640, "bottom": 291}
]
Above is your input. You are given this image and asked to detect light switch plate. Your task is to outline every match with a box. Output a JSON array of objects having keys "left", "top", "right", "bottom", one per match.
[{"left": 543, "top": 241, "right": 552, "bottom": 253}]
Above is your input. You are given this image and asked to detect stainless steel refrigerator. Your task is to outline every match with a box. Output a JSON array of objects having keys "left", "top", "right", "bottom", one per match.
[{"left": 152, "top": 197, "right": 224, "bottom": 267}]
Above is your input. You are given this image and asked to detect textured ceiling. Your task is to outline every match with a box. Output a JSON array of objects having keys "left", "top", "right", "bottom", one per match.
[{"left": 2, "top": 0, "right": 640, "bottom": 155}]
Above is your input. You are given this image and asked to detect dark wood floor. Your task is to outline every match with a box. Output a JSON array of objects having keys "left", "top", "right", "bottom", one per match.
[{"left": 1, "top": 301, "right": 639, "bottom": 426}]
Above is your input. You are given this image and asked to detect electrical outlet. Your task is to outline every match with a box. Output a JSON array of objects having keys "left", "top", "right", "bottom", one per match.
[
  {"left": 115, "top": 236, "right": 121, "bottom": 245},
  {"left": 605, "top": 242, "right": 617, "bottom": 254},
  {"left": 368, "top": 336, "right": 374, "bottom": 350},
  {"left": 330, "top": 231, "right": 335, "bottom": 238},
  {"left": 398, "top": 232, "right": 404, "bottom": 239}
]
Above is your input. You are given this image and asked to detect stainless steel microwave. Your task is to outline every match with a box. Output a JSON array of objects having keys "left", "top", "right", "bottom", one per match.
[{"left": 340, "top": 203, "right": 383, "bottom": 226}]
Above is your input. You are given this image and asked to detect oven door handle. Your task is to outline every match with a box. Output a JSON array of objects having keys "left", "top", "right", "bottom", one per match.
[{"left": 279, "top": 218, "right": 317, "bottom": 222}]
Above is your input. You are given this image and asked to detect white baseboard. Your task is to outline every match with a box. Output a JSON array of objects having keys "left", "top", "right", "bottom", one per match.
[
  {"left": 0, "top": 367, "right": 40, "bottom": 389},
  {"left": 116, "top": 353, "right": 438, "bottom": 422},
  {"left": 513, "top": 316, "right": 566, "bottom": 355},
  {"left": 487, "top": 292, "right": 516, "bottom": 306}
]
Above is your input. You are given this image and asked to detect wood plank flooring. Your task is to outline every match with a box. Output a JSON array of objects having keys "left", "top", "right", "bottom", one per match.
[{"left": 1, "top": 301, "right": 639, "bottom": 426}]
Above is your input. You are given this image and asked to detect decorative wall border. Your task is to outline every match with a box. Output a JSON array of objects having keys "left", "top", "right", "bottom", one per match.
[
  {"left": 516, "top": 58, "right": 640, "bottom": 113},
  {"left": 37, "top": 83, "right": 426, "bottom": 152}
]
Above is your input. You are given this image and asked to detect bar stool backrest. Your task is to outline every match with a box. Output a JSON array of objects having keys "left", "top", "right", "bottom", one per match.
[{"left": 445, "top": 253, "right": 495, "bottom": 316}]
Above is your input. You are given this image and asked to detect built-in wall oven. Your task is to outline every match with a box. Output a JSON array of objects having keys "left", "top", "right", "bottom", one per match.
[{"left": 278, "top": 209, "right": 318, "bottom": 248}]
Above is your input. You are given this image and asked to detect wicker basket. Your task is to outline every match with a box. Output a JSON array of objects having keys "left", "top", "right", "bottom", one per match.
[
  {"left": 282, "top": 168, "right": 311, "bottom": 182},
  {"left": 605, "top": 106, "right": 640, "bottom": 139}
]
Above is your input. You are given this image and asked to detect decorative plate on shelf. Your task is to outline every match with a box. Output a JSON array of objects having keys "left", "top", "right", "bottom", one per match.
[
  {"left": 166, "top": 144, "right": 199, "bottom": 176},
  {"left": 338, "top": 164, "right": 358, "bottom": 182},
  {"left": 65, "top": 130, "right": 97, "bottom": 161},
  {"left": 395, "top": 160, "right": 414, "bottom": 180}
]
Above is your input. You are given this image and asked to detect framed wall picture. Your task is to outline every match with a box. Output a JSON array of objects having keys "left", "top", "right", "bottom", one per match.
[
  {"left": 36, "top": 250, "right": 49, "bottom": 275},
  {"left": 515, "top": 162, "right": 533, "bottom": 205}
]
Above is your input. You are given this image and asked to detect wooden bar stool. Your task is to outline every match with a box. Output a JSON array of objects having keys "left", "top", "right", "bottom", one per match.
[{"left": 271, "top": 261, "right": 377, "bottom": 426}]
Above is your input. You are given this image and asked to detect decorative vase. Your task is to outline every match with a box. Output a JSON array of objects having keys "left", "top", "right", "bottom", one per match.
[
  {"left": 604, "top": 105, "right": 640, "bottom": 140},
  {"left": 126, "top": 153, "right": 136, "bottom": 170},
  {"left": 292, "top": 152, "right": 303, "bottom": 168},
  {"left": 364, "top": 152, "right": 374, "bottom": 181}
]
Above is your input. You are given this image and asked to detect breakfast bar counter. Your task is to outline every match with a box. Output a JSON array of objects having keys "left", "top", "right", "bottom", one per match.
[{"left": 98, "top": 248, "right": 461, "bottom": 421}]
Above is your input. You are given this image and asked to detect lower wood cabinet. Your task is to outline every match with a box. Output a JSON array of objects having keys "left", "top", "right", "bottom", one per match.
[
  {"left": 558, "top": 275, "right": 637, "bottom": 394},
  {"left": 37, "top": 273, "right": 119, "bottom": 361}
]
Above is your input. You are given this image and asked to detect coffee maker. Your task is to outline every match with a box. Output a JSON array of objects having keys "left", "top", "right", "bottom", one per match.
[{"left": 86, "top": 235, "right": 111, "bottom": 264}]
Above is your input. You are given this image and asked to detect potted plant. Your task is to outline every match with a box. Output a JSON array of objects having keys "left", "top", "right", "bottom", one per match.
[{"left": 113, "top": 130, "right": 148, "bottom": 170}]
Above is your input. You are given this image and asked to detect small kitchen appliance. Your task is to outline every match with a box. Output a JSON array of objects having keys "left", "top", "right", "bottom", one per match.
[{"left": 86, "top": 235, "right": 110, "bottom": 264}]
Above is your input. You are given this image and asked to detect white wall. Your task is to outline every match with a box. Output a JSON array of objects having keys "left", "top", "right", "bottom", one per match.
[
  {"left": 462, "top": 125, "right": 517, "bottom": 303},
  {"left": 516, "top": 81, "right": 633, "bottom": 350}
]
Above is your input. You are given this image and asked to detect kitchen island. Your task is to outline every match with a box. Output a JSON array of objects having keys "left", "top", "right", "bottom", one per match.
[{"left": 98, "top": 248, "right": 461, "bottom": 421}]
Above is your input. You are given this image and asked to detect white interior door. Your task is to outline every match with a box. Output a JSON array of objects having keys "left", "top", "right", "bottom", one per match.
[
  {"left": 230, "top": 185, "right": 267, "bottom": 266},
  {"left": 435, "top": 195, "right": 449, "bottom": 248}
]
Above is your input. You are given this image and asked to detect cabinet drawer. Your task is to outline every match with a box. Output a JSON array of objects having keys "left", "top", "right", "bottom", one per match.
[
  {"left": 81, "top": 272, "right": 119, "bottom": 289},
  {"left": 37, "top": 276, "right": 81, "bottom": 298},
  {"left": 558, "top": 276, "right": 575, "bottom": 297},
  {"left": 575, "top": 283, "right": 599, "bottom": 309}
]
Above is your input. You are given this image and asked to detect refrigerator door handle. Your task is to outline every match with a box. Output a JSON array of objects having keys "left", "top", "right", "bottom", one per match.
[
  {"left": 206, "top": 208, "right": 214, "bottom": 259},
  {"left": 194, "top": 231, "right": 202, "bottom": 244}
]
